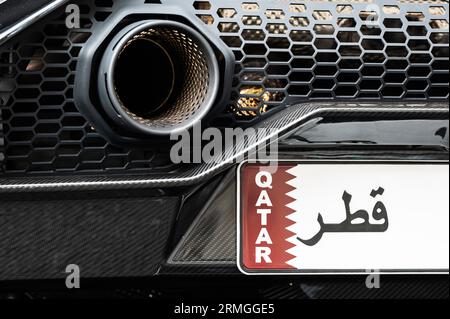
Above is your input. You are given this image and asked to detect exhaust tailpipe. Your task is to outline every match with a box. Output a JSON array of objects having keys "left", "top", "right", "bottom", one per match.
[{"left": 99, "top": 21, "right": 219, "bottom": 135}]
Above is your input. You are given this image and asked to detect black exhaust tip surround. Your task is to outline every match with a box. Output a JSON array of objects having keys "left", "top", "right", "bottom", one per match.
[{"left": 99, "top": 20, "right": 219, "bottom": 135}]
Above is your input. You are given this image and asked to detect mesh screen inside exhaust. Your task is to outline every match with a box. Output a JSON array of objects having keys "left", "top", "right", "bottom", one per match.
[{"left": 115, "top": 26, "right": 211, "bottom": 128}]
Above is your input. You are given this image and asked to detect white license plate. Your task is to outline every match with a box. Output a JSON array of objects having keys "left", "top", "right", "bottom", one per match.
[{"left": 237, "top": 161, "right": 449, "bottom": 275}]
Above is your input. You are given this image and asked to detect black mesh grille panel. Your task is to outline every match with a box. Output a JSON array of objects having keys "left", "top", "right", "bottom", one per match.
[
  {"left": 191, "top": 0, "right": 449, "bottom": 120},
  {"left": 0, "top": 0, "right": 175, "bottom": 176},
  {"left": 0, "top": 0, "right": 449, "bottom": 176}
]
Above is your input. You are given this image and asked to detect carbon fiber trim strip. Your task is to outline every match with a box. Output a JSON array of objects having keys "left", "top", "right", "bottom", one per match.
[{"left": 0, "top": 102, "right": 447, "bottom": 192}]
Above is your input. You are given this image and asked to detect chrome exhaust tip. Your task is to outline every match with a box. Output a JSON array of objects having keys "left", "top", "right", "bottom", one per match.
[{"left": 99, "top": 20, "right": 219, "bottom": 135}]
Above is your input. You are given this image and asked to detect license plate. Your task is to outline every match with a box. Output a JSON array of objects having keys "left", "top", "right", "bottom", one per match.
[{"left": 237, "top": 161, "right": 449, "bottom": 275}]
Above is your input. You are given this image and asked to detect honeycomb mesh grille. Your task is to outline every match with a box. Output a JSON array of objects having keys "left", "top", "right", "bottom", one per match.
[
  {"left": 0, "top": 0, "right": 449, "bottom": 176},
  {"left": 192, "top": 0, "right": 449, "bottom": 120},
  {"left": 0, "top": 0, "right": 176, "bottom": 176}
]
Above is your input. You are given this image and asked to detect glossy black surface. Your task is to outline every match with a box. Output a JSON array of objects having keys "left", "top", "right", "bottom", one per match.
[{"left": 281, "top": 119, "right": 449, "bottom": 149}]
